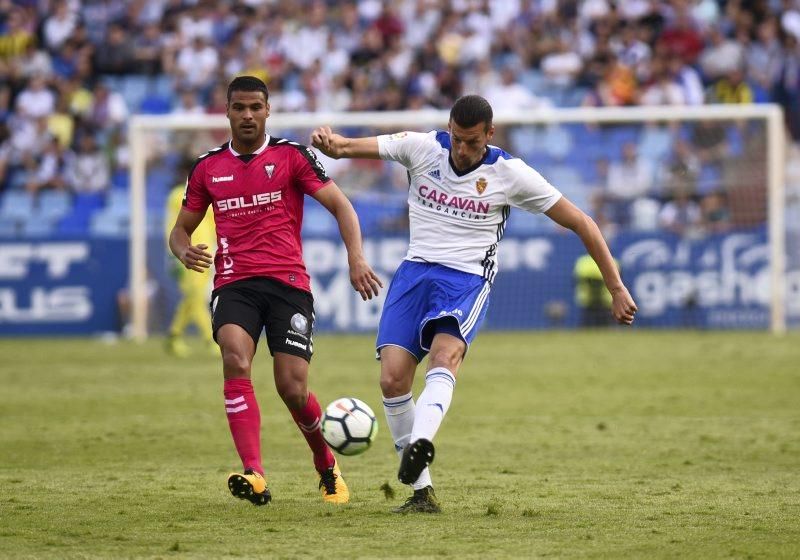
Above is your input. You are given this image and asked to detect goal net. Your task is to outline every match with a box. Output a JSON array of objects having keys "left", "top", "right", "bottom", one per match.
[{"left": 128, "top": 105, "right": 795, "bottom": 339}]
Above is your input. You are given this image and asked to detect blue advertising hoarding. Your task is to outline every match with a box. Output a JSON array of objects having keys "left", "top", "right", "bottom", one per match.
[
  {"left": 0, "top": 239, "right": 128, "bottom": 335},
  {"left": 1, "top": 228, "right": 797, "bottom": 335}
]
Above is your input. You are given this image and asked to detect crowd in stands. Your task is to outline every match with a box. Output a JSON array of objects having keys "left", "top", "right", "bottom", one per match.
[{"left": 1, "top": 0, "right": 798, "bottom": 238}]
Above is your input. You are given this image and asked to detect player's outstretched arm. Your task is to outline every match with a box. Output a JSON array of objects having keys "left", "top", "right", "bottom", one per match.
[
  {"left": 545, "top": 197, "right": 638, "bottom": 325},
  {"left": 169, "top": 208, "right": 214, "bottom": 273},
  {"left": 311, "top": 182, "right": 383, "bottom": 301},
  {"left": 311, "top": 126, "right": 381, "bottom": 160}
]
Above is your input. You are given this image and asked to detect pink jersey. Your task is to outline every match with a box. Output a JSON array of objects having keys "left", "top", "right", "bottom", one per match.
[{"left": 183, "top": 135, "right": 331, "bottom": 292}]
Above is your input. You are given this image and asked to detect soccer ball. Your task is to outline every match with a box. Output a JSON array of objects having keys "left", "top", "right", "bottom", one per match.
[{"left": 321, "top": 397, "right": 378, "bottom": 456}]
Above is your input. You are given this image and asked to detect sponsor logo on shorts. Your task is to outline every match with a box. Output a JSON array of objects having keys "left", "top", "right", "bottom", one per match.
[
  {"left": 287, "top": 329, "right": 308, "bottom": 341},
  {"left": 290, "top": 313, "right": 309, "bottom": 333},
  {"left": 284, "top": 338, "right": 307, "bottom": 351}
]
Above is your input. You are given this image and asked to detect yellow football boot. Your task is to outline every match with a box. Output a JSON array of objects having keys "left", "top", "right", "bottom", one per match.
[
  {"left": 227, "top": 469, "right": 271, "bottom": 506},
  {"left": 318, "top": 460, "right": 349, "bottom": 504}
]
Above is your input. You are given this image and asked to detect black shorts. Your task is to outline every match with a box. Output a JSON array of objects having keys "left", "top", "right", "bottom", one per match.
[{"left": 210, "top": 276, "right": 314, "bottom": 362}]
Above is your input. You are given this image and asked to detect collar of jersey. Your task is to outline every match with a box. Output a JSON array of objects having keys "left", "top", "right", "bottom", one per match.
[
  {"left": 229, "top": 135, "right": 271, "bottom": 157},
  {"left": 448, "top": 146, "right": 489, "bottom": 177}
]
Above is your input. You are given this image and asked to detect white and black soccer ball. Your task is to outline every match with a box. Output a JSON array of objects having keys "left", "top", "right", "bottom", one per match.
[{"left": 321, "top": 397, "right": 378, "bottom": 456}]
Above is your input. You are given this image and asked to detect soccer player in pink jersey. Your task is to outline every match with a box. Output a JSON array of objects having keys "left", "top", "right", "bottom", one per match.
[{"left": 169, "top": 76, "right": 382, "bottom": 506}]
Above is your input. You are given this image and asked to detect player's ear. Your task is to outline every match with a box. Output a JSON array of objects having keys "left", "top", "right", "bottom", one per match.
[
  {"left": 265, "top": 102, "right": 270, "bottom": 118},
  {"left": 225, "top": 103, "right": 230, "bottom": 118},
  {"left": 486, "top": 124, "right": 495, "bottom": 141}
]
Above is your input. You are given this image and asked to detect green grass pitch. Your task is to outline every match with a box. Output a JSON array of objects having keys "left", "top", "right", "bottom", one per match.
[{"left": 1, "top": 331, "right": 799, "bottom": 559}]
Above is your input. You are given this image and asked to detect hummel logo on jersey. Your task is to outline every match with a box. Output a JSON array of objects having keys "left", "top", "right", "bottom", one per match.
[
  {"left": 264, "top": 164, "right": 275, "bottom": 178},
  {"left": 212, "top": 175, "right": 234, "bottom": 183},
  {"left": 428, "top": 169, "right": 441, "bottom": 180}
]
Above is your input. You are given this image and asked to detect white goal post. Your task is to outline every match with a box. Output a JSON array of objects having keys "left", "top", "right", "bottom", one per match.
[{"left": 128, "top": 104, "right": 787, "bottom": 340}]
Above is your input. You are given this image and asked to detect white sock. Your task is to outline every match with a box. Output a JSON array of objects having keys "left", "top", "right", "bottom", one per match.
[
  {"left": 383, "top": 392, "right": 432, "bottom": 490},
  {"left": 410, "top": 367, "right": 455, "bottom": 445}
]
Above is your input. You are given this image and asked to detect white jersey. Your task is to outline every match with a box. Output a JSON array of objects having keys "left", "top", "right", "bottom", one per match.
[{"left": 377, "top": 130, "right": 562, "bottom": 282}]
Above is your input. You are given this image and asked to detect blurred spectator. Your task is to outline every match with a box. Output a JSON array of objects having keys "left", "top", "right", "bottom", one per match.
[
  {"left": 639, "top": 56, "right": 686, "bottom": 105},
  {"left": 7, "top": 116, "right": 53, "bottom": 172},
  {"left": 746, "top": 16, "right": 783, "bottom": 93},
  {"left": 61, "top": 76, "right": 93, "bottom": 119},
  {"left": 690, "top": 120, "right": 729, "bottom": 165},
  {"left": 24, "top": 136, "right": 70, "bottom": 195},
  {"left": 659, "top": 187, "right": 702, "bottom": 237},
  {"left": 0, "top": 7, "right": 34, "bottom": 61},
  {"left": 52, "top": 39, "right": 81, "bottom": 79},
  {"left": 541, "top": 38, "right": 584, "bottom": 88},
  {"left": 42, "top": 1, "right": 78, "bottom": 53},
  {"left": 178, "top": 2, "right": 214, "bottom": 43},
  {"left": 658, "top": 8, "right": 704, "bottom": 64},
  {"left": 668, "top": 54, "right": 705, "bottom": 105},
  {"left": 284, "top": 2, "right": 330, "bottom": 71},
  {"left": 699, "top": 26, "right": 745, "bottom": 81},
  {"left": 709, "top": 69, "right": 754, "bottom": 104},
  {"left": 373, "top": 3, "right": 405, "bottom": 44},
  {"left": 482, "top": 64, "right": 549, "bottom": 111},
  {"left": 174, "top": 35, "right": 219, "bottom": 93},
  {"left": 582, "top": 53, "right": 637, "bottom": 107},
  {"left": 86, "top": 82, "right": 128, "bottom": 132},
  {"left": 700, "top": 191, "right": 732, "bottom": 234},
  {"left": 659, "top": 139, "right": 700, "bottom": 197},
  {"left": 15, "top": 75, "right": 56, "bottom": 120},
  {"left": 172, "top": 89, "right": 205, "bottom": 115},
  {"left": 12, "top": 40, "right": 53, "bottom": 82},
  {"left": 612, "top": 21, "right": 652, "bottom": 81},
  {"left": 132, "top": 22, "right": 165, "bottom": 75},
  {"left": 65, "top": 132, "right": 110, "bottom": 194},
  {"left": 47, "top": 93, "right": 75, "bottom": 149},
  {"left": 93, "top": 22, "right": 135, "bottom": 75},
  {"left": 605, "top": 142, "right": 655, "bottom": 225},
  {"left": 607, "top": 142, "right": 654, "bottom": 200}
]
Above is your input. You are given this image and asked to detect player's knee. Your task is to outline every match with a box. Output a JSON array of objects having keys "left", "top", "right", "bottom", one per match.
[
  {"left": 427, "top": 346, "right": 462, "bottom": 371},
  {"left": 277, "top": 384, "right": 307, "bottom": 410},
  {"left": 380, "top": 371, "right": 411, "bottom": 397},
  {"left": 221, "top": 350, "right": 251, "bottom": 378}
]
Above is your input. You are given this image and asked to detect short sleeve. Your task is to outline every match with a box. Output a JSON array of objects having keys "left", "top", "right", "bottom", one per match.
[
  {"left": 377, "top": 131, "right": 438, "bottom": 174},
  {"left": 293, "top": 144, "right": 332, "bottom": 195},
  {"left": 182, "top": 159, "right": 212, "bottom": 213},
  {"left": 505, "top": 158, "right": 562, "bottom": 214}
]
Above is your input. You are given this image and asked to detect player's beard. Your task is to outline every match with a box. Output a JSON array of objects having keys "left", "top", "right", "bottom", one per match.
[{"left": 237, "top": 124, "right": 261, "bottom": 147}]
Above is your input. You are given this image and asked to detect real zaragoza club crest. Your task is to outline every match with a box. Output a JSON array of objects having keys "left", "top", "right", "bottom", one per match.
[{"left": 476, "top": 177, "right": 487, "bottom": 194}]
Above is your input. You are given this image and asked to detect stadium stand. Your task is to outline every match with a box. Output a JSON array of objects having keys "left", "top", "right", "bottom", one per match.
[{"left": 1, "top": 0, "right": 799, "bottom": 239}]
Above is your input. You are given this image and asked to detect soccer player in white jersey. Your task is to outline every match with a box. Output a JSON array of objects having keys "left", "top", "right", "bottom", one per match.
[{"left": 311, "top": 95, "right": 638, "bottom": 513}]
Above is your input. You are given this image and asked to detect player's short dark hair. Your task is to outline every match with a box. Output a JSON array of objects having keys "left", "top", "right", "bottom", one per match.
[
  {"left": 227, "top": 76, "right": 269, "bottom": 103},
  {"left": 450, "top": 95, "right": 493, "bottom": 130}
]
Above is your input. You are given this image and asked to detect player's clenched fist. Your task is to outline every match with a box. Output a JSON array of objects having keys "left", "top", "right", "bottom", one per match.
[{"left": 311, "top": 126, "right": 343, "bottom": 158}]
